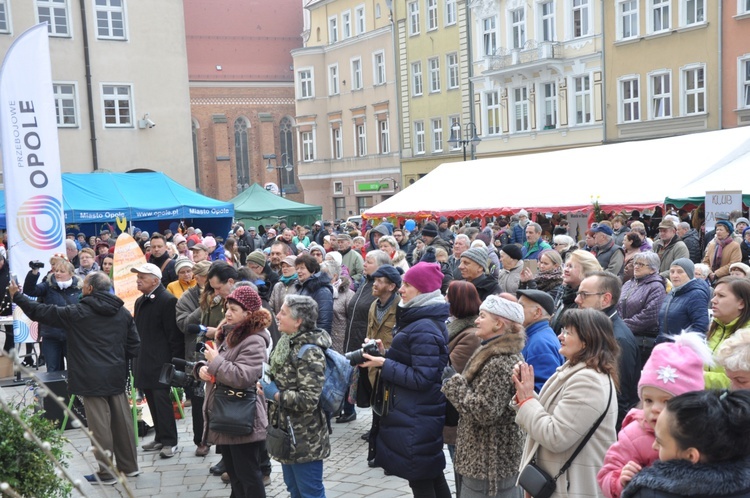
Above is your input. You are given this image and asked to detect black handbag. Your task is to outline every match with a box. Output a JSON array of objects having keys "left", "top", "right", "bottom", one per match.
[
  {"left": 265, "top": 400, "right": 294, "bottom": 460},
  {"left": 209, "top": 384, "right": 257, "bottom": 435},
  {"left": 518, "top": 377, "right": 613, "bottom": 498}
]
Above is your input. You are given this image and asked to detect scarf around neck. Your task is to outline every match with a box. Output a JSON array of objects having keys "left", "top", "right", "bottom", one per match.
[{"left": 712, "top": 236, "right": 733, "bottom": 271}]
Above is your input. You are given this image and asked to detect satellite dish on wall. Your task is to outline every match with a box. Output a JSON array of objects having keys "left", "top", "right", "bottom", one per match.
[{"left": 265, "top": 182, "right": 280, "bottom": 195}]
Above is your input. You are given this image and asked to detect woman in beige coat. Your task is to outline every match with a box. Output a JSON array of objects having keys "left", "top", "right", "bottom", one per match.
[{"left": 511, "top": 308, "right": 619, "bottom": 498}]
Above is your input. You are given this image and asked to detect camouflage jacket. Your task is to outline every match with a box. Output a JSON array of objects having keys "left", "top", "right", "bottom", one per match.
[{"left": 269, "top": 327, "right": 331, "bottom": 464}]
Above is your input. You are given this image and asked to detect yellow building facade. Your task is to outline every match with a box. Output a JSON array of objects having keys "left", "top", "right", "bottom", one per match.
[
  {"left": 604, "top": 0, "right": 720, "bottom": 141},
  {"left": 470, "top": 0, "right": 605, "bottom": 158},
  {"left": 292, "top": 0, "right": 400, "bottom": 220}
]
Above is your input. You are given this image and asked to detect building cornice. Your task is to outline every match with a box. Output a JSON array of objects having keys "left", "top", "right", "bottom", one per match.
[{"left": 190, "top": 81, "right": 294, "bottom": 88}]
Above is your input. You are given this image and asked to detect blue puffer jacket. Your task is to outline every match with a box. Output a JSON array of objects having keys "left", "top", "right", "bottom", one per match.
[
  {"left": 656, "top": 278, "right": 711, "bottom": 341},
  {"left": 375, "top": 301, "right": 450, "bottom": 481},
  {"left": 295, "top": 271, "right": 334, "bottom": 334}
]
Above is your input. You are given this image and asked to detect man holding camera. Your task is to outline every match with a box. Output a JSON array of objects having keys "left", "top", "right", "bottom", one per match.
[
  {"left": 131, "top": 263, "right": 183, "bottom": 459},
  {"left": 9, "top": 271, "right": 141, "bottom": 485}
]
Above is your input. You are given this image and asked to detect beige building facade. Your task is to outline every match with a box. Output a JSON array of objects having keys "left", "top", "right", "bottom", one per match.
[
  {"left": 721, "top": 0, "right": 750, "bottom": 129},
  {"left": 0, "top": 0, "right": 194, "bottom": 186},
  {"left": 293, "top": 0, "right": 400, "bottom": 220},
  {"left": 469, "top": 0, "right": 605, "bottom": 158},
  {"left": 604, "top": 0, "right": 720, "bottom": 141}
]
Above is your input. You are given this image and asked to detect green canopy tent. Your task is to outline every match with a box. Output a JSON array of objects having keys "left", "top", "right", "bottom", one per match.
[{"left": 230, "top": 183, "right": 322, "bottom": 229}]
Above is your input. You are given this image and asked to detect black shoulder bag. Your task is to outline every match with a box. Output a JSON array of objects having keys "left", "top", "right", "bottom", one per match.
[
  {"left": 518, "top": 377, "right": 613, "bottom": 498},
  {"left": 209, "top": 383, "right": 257, "bottom": 435}
]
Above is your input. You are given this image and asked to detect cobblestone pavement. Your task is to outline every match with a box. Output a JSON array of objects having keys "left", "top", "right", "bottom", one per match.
[{"left": 2, "top": 381, "right": 456, "bottom": 497}]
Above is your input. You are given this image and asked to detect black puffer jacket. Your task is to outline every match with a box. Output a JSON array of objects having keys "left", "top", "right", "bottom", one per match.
[
  {"left": 343, "top": 274, "right": 376, "bottom": 353},
  {"left": 681, "top": 228, "right": 702, "bottom": 264},
  {"left": 295, "top": 272, "right": 334, "bottom": 334},
  {"left": 23, "top": 271, "right": 83, "bottom": 341},
  {"left": 13, "top": 291, "right": 140, "bottom": 396}
]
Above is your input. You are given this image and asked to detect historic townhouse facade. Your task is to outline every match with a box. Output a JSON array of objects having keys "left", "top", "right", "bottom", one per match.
[
  {"left": 722, "top": 0, "right": 750, "bottom": 128},
  {"left": 0, "top": 0, "right": 194, "bottom": 186},
  {"left": 292, "top": 0, "right": 400, "bottom": 219},
  {"left": 604, "top": 0, "right": 720, "bottom": 141},
  {"left": 469, "top": 0, "right": 605, "bottom": 158}
]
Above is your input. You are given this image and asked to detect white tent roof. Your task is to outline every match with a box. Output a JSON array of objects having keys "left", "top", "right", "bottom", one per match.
[
  {"left": 666, "top": 145, "right": 750, "bottom": 206},
  {"left": 364, "top": 127, "right": 750, "bottom": 219}
]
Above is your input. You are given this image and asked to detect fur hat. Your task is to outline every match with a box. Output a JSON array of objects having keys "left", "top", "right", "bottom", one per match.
[
  {"left": 500, "top": 244, "right": 523, "bottom": 261},
  {"left": 670, "top": 258, "right": 695, "bottom": 280},
  {"left": 246, "top": 250, "right": 266, "bottom": 268},
  {"left": 421, "top": 222, "right": 439, "bottom": 238},
  {"left": 403, "top": 262, "right": 443, "bottom": 294},
  {"left": 460, "top": 247, "right": 488, "bottom": 272},
  {"left": 638, "top": 332, "right": 713, "bottom": 398},
  {"left": 480, "top": 295, "right": 525, "bottom": 324}
]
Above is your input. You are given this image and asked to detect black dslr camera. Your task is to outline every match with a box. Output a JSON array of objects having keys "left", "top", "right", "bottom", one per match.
[
  {"left": 159, "top": 357, "right": 203, "bottom": 396},
  {"left": 345, "top": 340, "right": 382, "bottom": 366},
  {"left": 29, "top": 260, "right": 45, "bottom": 270}
]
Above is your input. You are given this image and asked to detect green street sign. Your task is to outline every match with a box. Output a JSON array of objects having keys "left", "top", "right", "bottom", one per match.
[{"left": 358, "top": 182, "right": 388, "bottom": 192}]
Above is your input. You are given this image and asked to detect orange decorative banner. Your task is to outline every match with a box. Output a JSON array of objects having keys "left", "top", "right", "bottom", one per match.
[{"left": 113, "top": 233, "right": 146, "bottom": 315}]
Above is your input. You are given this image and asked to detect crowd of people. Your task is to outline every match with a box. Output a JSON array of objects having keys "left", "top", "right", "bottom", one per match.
[{"left": 3, "top": 208, "right": 750, "bottom": 498}]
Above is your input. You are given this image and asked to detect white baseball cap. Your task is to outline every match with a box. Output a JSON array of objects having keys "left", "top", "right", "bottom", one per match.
[{"left": 130, "top": 263, "right": 163, "bottom": 279}]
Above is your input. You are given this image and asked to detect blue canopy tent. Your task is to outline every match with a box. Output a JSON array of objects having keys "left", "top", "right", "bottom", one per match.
[{"left": 0, "top": 172, "right": 234, "bottom": 236}]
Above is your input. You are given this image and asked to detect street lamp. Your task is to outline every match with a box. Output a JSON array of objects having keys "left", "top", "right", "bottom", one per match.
[
  {"left": 264, "top": 153, "right": 294, "bottom": 196},
  {"left": 447, "top": 122, "right": 481, "bottom": 161}
]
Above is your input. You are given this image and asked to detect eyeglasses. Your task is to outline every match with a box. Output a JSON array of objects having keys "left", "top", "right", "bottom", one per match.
[
  {"left": 633, "top": 262, "right": 648, "bottom": 268},
  {"left": 576, "top": 291, "right": 605, "bottom": 299},
  {"left": 553, "top": 243, "right": 565, "bottom": 246}
]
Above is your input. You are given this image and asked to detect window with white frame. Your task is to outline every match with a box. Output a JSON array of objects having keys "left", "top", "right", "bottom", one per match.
[
  {"left": 573, "top": 75, "right": 592, "bottom": 124},
  {"left": 572, "top": 0, "right": 590, "bottom": 38},
  {"left": 449, "top": 116, "right": 461, "bottom": 150},
  {"left": 334, "top": 182, "right": 344, "bottom": 194},
  {"left": 351, "top": 58, "right": 363, "bottom": 90},
  {"left": 486, "top": 91, "right": 501, "bottom": 135},
  {"left": 742, "top": 0, "right": 750, "bottom": 14},
  {"left": 334, "top": 197, "right": 346, "bottom": 220},
  {"left": 355, "top": 5, "right": 366, "bottom": 34},
  {"left": 0, "top": 0, "right": 9, "bottom": 34},
  {"left": 302, "top": 131, "right": 315, "bottom": 162},
  {"left": 95, "top": 0, "right": 126, "bottom": 40},
  {"left": 373, "top": 51, "right": 386, "bottom": 85},
  {"left": 511, "top": 8, "right": 526, "bottom": 49},
  {"left": 741, "top": 57, "right": 750, "bottom": 108},
  {"left": 379, "top": 119, "right": 390, "bottom": 154},
  {"left": 683, "top": 65, "right": 705, "bottom": 115},
  {"left": 542, "top": 82, "right": 557, "bottom": 128},
  {"left": 431, "top": 118, "right": 443, "bottom": 152},
  {"left": 342, "top": 11, "right": 352, "bottom": 38},
  {"left": 328, "top": 64, "right": 339, "bottom": 96},
  {"left": 619, "top": 0, "right": 639, "bottom": 40},
  {"left": 651, "top": 0, "right": 670, "bottom": 32},
  {"left": 356, "top": 123, "right": 367, "bottom": 156},
  {"left": 298, "top": 69, "right": 313, "bottom": 99},
  {"left": 329, "top": 16, "right": 338, "bottom": 43},
  {"left": 412, "top": 61, "right": 423, "bottom": 96},
  {"left": 235, "top": 118, "right": 250, "bottom": 187},
  {"left": 482, "top": 16, "right": 498, "bottom": 56},
  {"left": 38, "top": 0, "right": 70, "bottom": 36},
  {"left": 101, "top": 84, "right": 132, "bottom": 126},
  {"left": 428, "top": 57, "right": 440, "bottom": 93},
  {"left": 650, "top": 71, "right": 672, "bottom": 118},
  {"left": 332, "top": 126, "right": 343, "bottom": 159},
  {"left": 427, "top": 0, "right": 438, "bottom": 30},
  {"left": 445, "top": 0, "right": 456, "bottom": 25},
  {"left": 414, "top": 121, "right": 426, "bottom": 154},
  {"left": 447, "top": 53, "right": 459, "bottom": 89},
  {"left": 409, "top": 2, "right": 420, "bottom": 35},
  {"left": 376, "top": 4, "right": 381, "bottom": 18},
  {"left": 540, "top": 1, "right": 555, "bottom": 41},
  {"left": 620, "top": 77, "right": 640, "bottom": 122},
  {"left": 513, "top": 87, "right": 530, "bottom": 132},
  {"left": 53, "top": 83, "right": 77, "bottom": 126},
  {"left": 683, "top": 0, "right": 704, "bottom": 25}
]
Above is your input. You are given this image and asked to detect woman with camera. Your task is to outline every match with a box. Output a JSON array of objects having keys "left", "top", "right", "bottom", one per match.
[
  {"left": 260, "top": 294, "right": 331, "bottom": 497},
  {"left": 360, "top": 261, "right": 451, "bottom": 498},
  {"left": 442, "top": 294, "right": 525, "bottom": 498},
  {"left": 195, "top": 286, "right": 272, "bottom": 498},
  {"left": 512, "top": 308, "right": 619, "bottom": 498}
]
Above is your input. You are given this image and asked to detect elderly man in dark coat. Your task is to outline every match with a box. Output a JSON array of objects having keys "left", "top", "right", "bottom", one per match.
[
  {"left": 10, "top": 272, "right": 141, "bottom": 484},
  {"left": 132, "top": 263, "right": 184, "bottom": 459}
]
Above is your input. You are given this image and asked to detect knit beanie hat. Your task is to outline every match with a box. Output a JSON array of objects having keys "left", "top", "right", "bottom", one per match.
[
  {"left": 479, "top": 295, "right": 525, "bottom": 324},
  {"left": 716, "top": 220, "right": 734, "bottom": 234},
  {"left": 730, "top": 262, "right": 750, "bottom": 276},
  {"left": 638, "top": 332, "right": 714, "bottom": 398},
  {"left": 246, "top": 250, "right": 266, "bottom": 268},
  {"left": 420, "top": 246, "right": 437, "bottom": 263},
  {"left": 670, "top": 258, "right": 694, "bottom": 279},
  {"left": 402, "top": 262, "right": 444, "bottom": 294},
  {"left": 461, "top": 247, "right": 488, "bottom": 272},
  {"left": 202, "top": 236, "right": 217, "bottom": 248},
  {"left": 281, "top": 255, "right": 297, "bottom": 267},
  {"left": 500, "top": 244, "right": 523, "bottom": 261},
  {"left": 226, "top": 286, "right": 262, "bottom": 312},
  {"left": 327, "top": 251, "right": 343, "bottom": 266},
  {"left": 309, "top": 243, "right": 326, "bottom": 258},
  {"left": 422, "top": 222, "right": 438, "bottom": 238},
  {"left": 174, "top": 257, "right": 193, "bottom": 273}
]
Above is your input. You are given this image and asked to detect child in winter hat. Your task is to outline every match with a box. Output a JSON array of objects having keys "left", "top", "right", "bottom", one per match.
[{"left": 597, "top": 332, "right": 714, "bottom": 498}]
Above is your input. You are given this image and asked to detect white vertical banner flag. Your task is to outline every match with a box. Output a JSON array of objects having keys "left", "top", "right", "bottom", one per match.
[{"left": 0, "top": 24, "right": 66, "bottom": 343}]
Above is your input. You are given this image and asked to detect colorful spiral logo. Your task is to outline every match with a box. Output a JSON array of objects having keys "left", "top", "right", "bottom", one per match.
[{"left": 16, "top": 195, "right": 64, "bottom": 250}]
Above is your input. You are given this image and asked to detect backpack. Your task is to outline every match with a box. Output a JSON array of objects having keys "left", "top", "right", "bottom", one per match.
[{"left": 298, "top": 344, "right": 355, "bottom": 414}]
